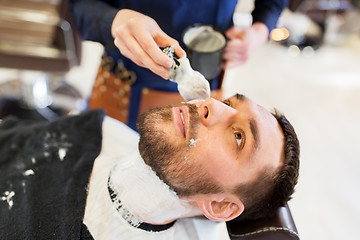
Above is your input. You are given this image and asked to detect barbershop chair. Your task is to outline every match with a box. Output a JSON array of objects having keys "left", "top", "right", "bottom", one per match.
[
  {"left": 0, "top": 0, "right": 81, "bottom": 121},
  {"left": 227, "top": 204, "right": 299, "bottom": 240}
]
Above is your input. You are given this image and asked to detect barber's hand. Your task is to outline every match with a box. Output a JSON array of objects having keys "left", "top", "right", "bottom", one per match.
[
  {"left": 111, "top": 9, "right": 186, "bottom": 79},
  {"left": 222, "top": 22, "right": 269, "bottom": 69}
]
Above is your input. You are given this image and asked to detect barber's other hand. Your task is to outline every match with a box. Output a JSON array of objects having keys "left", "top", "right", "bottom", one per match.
[
  {"left": 222, "top": 22, "right": 268, "bottom": 69},
  {"left": 111, "top": 9, "right": 186, "bottom": 79}
]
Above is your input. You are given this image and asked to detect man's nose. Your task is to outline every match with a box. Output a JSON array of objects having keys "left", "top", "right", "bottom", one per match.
[{"left": 198, "top": 98, "right": 237, "bottom": 127}]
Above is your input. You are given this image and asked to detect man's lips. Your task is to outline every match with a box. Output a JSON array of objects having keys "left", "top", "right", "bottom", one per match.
[{"left": 173, "top": 106, "right": 189, "bottom": 138}]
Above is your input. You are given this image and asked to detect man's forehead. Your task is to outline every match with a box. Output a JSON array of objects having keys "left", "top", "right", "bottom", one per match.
[
  {"left": 227, "top": 94, "right": 271, "bottom": 117},
  {"left": 227, "top": 94, "right": 261, "bottom": 112}
]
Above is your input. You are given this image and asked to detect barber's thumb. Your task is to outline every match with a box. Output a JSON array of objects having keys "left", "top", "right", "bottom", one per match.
[
  {"left": 226, "top": 27, "right": 245, "bottom": 39},
  {"left": 156, "top": 32, "right": 184, "bottom": 56}
]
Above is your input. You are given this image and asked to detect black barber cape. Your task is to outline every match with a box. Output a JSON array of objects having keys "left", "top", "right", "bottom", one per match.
[{"left": 0, "top": 110, "right": 105, "bottom": 239}]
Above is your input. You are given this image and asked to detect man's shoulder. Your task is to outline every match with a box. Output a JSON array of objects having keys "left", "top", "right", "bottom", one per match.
[{"left": 0, "top": 109, "right": 105, "bottom": 239}]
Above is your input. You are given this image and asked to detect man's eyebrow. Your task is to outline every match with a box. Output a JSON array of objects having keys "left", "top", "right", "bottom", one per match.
[
  {"left": 231, "top": 93, "right": 260, "bottom": 151},
  {"left": 249, "top": 119, "right": 260, "bottom": 151},
  {"left": 235, "top": 93, "right": 246, "bottom": 102}
]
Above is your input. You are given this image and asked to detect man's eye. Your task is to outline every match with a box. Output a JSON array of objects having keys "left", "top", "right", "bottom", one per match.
[{"left": 234, "top": 131, "right": 243, "bottom": 148}]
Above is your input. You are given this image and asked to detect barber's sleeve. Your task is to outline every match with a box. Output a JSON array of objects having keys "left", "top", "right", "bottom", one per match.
[
  {"left": 251, "top": 0, "right": 289, "bottom": 32},
  {"left": 69, "top": 0, "right": 119, "bottom": 50}
]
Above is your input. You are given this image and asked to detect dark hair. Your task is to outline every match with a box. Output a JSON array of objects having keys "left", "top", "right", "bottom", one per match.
[{"left": 233, "top": 110, "right": 300, "bottom": 221}]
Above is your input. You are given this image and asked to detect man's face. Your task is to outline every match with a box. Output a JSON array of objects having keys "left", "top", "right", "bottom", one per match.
[{"left": 138, "top": 94, "right": 284, "bottom": 195}]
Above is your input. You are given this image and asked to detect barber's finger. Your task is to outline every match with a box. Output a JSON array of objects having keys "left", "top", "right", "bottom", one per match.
[
  {"left": 114, "top": 37, "right": 146, "bottom": 67},
  {"left": 226, "top": 38, "right": 245, "bottom": 49},
  {"left": 222, "top": 47, "right": 249, "bottom": 64},
  {"left": 151, "top": 28, "right": 185, "bottom": 62},
  {"left": 136, "top": 36, "right": 173, "bottom": 68},
  {"left": 226, "top": 26, "right": 246, "bottom": 39},
  {"left": 224, "top": 40, "right": 249, "bottom": 59},
  {"left": 223, "top": 46, "right": 245, "bottom": 57},
  {"left": 173, "top": 41, "right": 186, "bottom": 58},
  {"left": 126, "top": 36, "right": 170, "bottom": 79},
  {"left": 153, "top": 31, "right": 186, "bottom": 58},
  {"left": 222, "top": 50, "right": 248, "bottom": 62}
]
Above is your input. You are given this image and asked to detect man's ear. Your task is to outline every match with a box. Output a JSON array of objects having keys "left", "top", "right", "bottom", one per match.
[{"left": 195, "top": 194, "right": 244, "bottom": 221}]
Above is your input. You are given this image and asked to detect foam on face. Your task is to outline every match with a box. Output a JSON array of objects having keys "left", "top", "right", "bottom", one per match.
[
  {"left": 189, "top": 138, "right": 199, "bottom": 147},
  {"left": 58, "top": 148, "right": 67, "bottom": 161},
  {"left": 23, "top": 169, "right": 34, "bottom": 176},
  {"left": 1, "top": 191, "right": 15, "bottom": 210}
]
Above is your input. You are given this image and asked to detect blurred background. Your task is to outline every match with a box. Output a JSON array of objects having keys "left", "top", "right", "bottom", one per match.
[{"left": 0, "top": 0, "right": 359, "bottom": 239}]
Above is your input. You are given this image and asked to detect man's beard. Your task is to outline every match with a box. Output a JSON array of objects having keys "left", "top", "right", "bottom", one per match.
[{"left": 137, "top": 103, "right": 222, "bottom": 197}]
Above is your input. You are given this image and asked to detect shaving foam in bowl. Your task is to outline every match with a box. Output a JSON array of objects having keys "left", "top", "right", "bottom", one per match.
[
  {"left": 182, "top": 24, "right": 226, "bottom": 80},
  {"left": 183, "top": 25, "right": 226, "bottom": 53}
]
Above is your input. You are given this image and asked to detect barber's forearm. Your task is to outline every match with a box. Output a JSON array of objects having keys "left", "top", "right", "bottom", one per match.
[
  {"left": 69, "top": 0, "right": 118, "bottom": 49},
  {"left": 251, "top": 0, "right": 289, "bottom": 33}
]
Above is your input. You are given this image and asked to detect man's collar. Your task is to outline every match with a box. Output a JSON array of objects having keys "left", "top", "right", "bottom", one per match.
[
  {"left": 107, "top": 175, "right": 176, "bottom": 232},
  {"left": 108, "top": 151, "right": 193, "bottom": 225}
]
